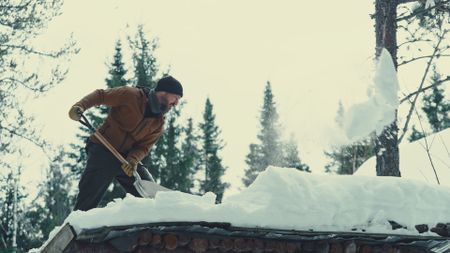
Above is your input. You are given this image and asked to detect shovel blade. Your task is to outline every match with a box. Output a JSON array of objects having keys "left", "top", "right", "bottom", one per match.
[{"left": 134, "top": 180, "right": 171, "bottom": 198}]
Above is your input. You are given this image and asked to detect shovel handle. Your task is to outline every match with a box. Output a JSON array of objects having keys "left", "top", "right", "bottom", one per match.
[
  {"left": 78, "top": 113, "right": 166, "bottom": 198},
  {"left": 93, "top": 131, "right": 128, "bottom": 165},
  {"left": 92, "top": 131, "right": 153, "bottom": 191}
]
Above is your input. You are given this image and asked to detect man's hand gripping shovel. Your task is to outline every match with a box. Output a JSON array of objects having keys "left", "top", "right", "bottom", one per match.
[{"left": 77, "top": 111, "right": 170, "bottom": 198}]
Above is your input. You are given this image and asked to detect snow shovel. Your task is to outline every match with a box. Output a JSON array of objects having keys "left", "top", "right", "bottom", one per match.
[{"left": 78, "top": 113, "right": 171, "bottom": 198}]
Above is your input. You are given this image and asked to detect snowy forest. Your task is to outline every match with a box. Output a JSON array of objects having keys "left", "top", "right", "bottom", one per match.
[{"left": 1, "top": 0, "right": 450, "bottom": 252}]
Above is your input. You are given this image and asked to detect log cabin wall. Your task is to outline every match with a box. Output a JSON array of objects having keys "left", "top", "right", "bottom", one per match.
[{"left": 63, "top": 223, "right": 450, "bottom": 253}]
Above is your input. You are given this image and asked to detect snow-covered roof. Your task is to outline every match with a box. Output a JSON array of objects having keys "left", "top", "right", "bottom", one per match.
[
  {"left": 34, "top": 129, "right": 450, "bottom": 252},
  {"left": 65, "top": 165, "right": 450, "bottom": 237}
]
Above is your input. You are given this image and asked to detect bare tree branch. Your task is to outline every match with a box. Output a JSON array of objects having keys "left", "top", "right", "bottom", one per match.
[
  {"left": 397, "top": 38, "right": 433, "bottom": 48},
  {"left": 0, "top": 0, "right": 76, "bottom": 172},
  {"left": 413, "top": 107, "right": 440, "bottom": 184},
  {"left": 2, "top": 44, "right": 67, "bottom": 58},
  {"left": 0, "top": 76, "right": 40, "bottom": 92},
  {"left": 0, "top": 65, "right": 69, "bottom": 94},
  {"left": 398, "top": 30, "right": 447, "bottom": 143},
  {"left": 398, "top": 54, "right": 450, "bottom": 66},
  {"left": 0, "top": 125, "right": 52, "bottom": 161},
  {"left": 400, "top": 76, "right": 450, "bottom": 103},
  {"left": 397, "top": 23, "right": 432, "bottom": 49}
]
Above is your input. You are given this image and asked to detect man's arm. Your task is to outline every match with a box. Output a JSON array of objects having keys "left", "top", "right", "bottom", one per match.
[{"left": 74, "top": 86, "right": 133, "bottom": 110}]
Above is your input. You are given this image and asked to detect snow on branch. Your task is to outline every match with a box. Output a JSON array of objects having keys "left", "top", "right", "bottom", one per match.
[{"left": 397, "top": 0, "right": 450, "bottom": 22}]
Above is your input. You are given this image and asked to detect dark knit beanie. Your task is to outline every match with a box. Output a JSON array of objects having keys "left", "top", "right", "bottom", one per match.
[{"left": 155, "top": 76, "right": 183, "bottom": 97}]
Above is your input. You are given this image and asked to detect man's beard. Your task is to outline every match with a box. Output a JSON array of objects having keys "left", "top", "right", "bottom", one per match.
[{"left": 158, "top": 96, "right": 170, "bottom": 114}]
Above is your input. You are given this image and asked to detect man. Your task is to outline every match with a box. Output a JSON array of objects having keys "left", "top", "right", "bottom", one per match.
[{"left": 68, "top": 76, "right": 183, "bottom": 211}]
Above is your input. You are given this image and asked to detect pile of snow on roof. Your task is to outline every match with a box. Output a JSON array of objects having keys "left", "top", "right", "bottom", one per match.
[{"left": 66, "top": 166, "right": 450, "bottom": 236}]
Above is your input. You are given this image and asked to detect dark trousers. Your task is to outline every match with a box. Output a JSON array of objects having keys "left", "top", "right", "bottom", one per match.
[{"left": 73, "top": 142, "right": 151, "bottom": 211}]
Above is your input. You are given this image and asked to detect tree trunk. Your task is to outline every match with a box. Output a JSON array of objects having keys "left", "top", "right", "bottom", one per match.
[{"left": 374, "top": 0, "right": 401, "bottom": 176}]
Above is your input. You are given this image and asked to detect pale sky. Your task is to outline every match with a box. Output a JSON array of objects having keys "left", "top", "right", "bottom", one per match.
[{"left": 20, "top": 0, "right": 419, "bottom": 196}]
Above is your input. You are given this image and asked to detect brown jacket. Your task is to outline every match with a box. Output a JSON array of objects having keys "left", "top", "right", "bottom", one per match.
[{"left": 75, "top": 86, "right": 164, "bottom": 162}]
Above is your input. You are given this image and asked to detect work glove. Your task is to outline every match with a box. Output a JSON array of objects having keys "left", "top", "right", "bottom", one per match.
[
  {"left": 68, "top": 105, "right": 84, "bottom": 121},
  {"left": 121, "top": 158, "right": 138, "bottom": 177}
]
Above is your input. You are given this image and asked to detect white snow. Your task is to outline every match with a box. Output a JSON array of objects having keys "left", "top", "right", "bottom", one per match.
[
  {"left": 356, "top": 128, "right": 450, "bottom": 186},
  {"left": 426, "top": 0, "right": 436, "bottom": 15},
  {"left": 338, "top": 48, "right": 399, "bottom": 142},
  {"left": 64, "top": 165, "right": 450, "bottom": 237}
]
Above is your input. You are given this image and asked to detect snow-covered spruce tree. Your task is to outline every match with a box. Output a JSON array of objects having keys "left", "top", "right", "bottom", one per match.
[
  {"left": 66, "top": 39, "right": 129, "bottom": 207},
  {"left": 179, "top": 118, "right": 201, "bottom": 193},
  {"left": 243, "top": 81, "right": 284, "bottom": 186},
  {"left": 31, "top": 147, "right": 72, "bottom": 244},
  {"left": 199, "top": 98, "right": 229, "bottom": 203},
  {"left": 282, "top": 134, "right": 310, "bottom": 172}
]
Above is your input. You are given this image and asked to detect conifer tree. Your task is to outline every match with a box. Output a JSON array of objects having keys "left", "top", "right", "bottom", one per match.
[
  {"left": 0, "top": 167, "right": 40, "bottom": 252},
  {"left": 408, "top": 125, "right": 426, "bottom": 142},
  {"left": 0, "top": 169, "right": 21, "bottom": 252},
  {"left": 106, "top": 40, "right": 128, "bottom": 89},
  {"left": 324, "top": 138, "right": 374, "bottom": 174},
  {"left": 199, "top": 98, "right": 228, "bottom": 202},
  {"left": 243, "top": 81, "right": 283, "bottom": 186},
  {"left": 146, "top": 108, "right": 198, "bottom": 193},
  {"left": 244, "top": 144, "right": 265, "bottom": 184},
  {"left": 408, "top": 67, "right": 450, "bottom": 142},
  {"left": 144, "top": 134, "right": 166, "bottom": 183},
  {"left": 283, "top": 134, "right": 310, "bottom": 172},
  {"left": 422, "top": 68, "right": 450, "bottom": 133},
  {"left": 30, "top": 147, "right": 72, "bottom": 242},
  {"left": 157, "top": 115, "right": 200, "bottom": 193},
  {"left": 179, "top": 118, "right": 200, "bottom": 193},
  {"left": 159, "top": 108, "right": 182, "bottom": 189},
  {"left": 129, "top": 24, "right": 159, "bottom": 89}
]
